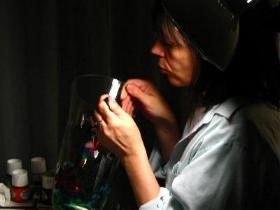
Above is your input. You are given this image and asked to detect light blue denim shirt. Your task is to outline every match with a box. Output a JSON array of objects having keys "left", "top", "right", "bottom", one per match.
[{"left": 140, "top": 98, "right": 280, "bottom": 210}]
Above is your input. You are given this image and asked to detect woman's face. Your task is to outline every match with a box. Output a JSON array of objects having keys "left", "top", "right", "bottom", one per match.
[{"left": 151, "top": 27, "right": 200, "bottom": 87}]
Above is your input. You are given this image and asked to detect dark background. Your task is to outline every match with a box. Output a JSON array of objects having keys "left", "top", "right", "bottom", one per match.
[{"left": 0, "top": 0, "right": 183, "bottom": 181}]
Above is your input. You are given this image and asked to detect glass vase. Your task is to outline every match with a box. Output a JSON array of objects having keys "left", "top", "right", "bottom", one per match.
[{"left": 53, "top": 74, "right": 125, "bottom": 210}]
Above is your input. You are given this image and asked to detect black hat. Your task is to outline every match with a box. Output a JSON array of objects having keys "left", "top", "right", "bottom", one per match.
[{"left": 160, "top": 0, "right": 260, "bottom": 71}]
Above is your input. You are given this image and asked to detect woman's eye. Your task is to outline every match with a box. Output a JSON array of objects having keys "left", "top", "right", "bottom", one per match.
[{"left": 161, "top": 40, "right": 173, "bottom": 48}]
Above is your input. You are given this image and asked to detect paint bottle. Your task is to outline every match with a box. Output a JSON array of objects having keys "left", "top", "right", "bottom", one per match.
[
  {"left": 6, "top": 159, "right": 23, "bottom": 187},
  {"left": 30, "top": 157, "right": 46, "bottom": 186},
  {"left": 41, "top": 170, "right": 55, "bottom": 205},
  {"left": 11, "top": 169, "right": 30, "bottom": 203},
  {"left": 30, "top": 157, "right": 47, "bottom": 202}
]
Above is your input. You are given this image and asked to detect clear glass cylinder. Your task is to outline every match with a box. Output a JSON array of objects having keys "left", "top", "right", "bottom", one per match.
[{"left": 53, "top": 74, "right": 124, "bottom": 210}]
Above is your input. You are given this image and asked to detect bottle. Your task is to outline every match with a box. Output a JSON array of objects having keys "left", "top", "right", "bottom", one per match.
[
  {"left": 10, "top": 169, "right": 30, "bottom": 203},
  {"left": 53, "top": 75, "right": 124, "bottom": 210},
  {"left": 30, "top": 157, "right": 47, "bottom": 202},
  {"left": 41, "top": 170, "right": 55, "bottom": 205},
  {"left": 30, "top": 157, "right": 47, "bottom": 186},
  {"left": 6, "top": 159, "right": 23, "bottom": 187}
]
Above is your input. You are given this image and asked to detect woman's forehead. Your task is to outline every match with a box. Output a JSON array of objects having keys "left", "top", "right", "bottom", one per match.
[{"left": 159, "top": 21, "right": 187, "bottom": 46}]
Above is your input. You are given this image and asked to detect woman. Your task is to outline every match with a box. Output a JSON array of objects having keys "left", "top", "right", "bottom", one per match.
[{"left": 94, "top": 0, "right": 280, "bottom": 209}]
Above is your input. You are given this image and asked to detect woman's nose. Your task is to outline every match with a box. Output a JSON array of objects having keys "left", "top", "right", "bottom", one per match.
[{"left": 150, "top": 40, "right": 165, "bottom": 57}]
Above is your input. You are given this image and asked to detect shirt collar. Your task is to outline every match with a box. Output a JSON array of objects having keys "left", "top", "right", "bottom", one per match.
[
  {"left": 181, "top": 97, "right": 247, "bottom": 141},
  {"left": 214, "top": 97, "right": 246, "bottom": 119}
]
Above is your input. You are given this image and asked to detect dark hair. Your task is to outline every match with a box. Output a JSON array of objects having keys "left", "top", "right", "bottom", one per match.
[
  {"left": 152, "top": 1, "right": 228, "bottom": 112},
  {"left": 152, "top": 0, "right": 187, "bottom": 48}
]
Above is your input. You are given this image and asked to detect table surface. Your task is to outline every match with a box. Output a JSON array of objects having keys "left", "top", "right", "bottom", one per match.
[{"left": 0, "top": 200, "right": 52, "bottom": 210}]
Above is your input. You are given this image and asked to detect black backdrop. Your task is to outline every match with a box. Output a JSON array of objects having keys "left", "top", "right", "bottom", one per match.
[{"left": 0, "top": 0, "right": 184, "bottom": 184}]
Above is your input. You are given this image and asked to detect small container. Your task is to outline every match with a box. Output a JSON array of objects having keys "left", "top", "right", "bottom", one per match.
[
  {"left": 41, "top": 170, "right": 55, "bottom": 205},
  {"left": 6, "top": 159, "right": 23, "bottom": 187},
  {"left": 11, "top": 169, "right": 30, "bottom": 203},
  {"left": 30, "top": 157, "right": 46, "bottom": 185},
  {"left": 30, "top": 157, "right": 47, "bottom": 202},
  {"left": 7, "top": 159, "right": 23, "bottom": 175}
]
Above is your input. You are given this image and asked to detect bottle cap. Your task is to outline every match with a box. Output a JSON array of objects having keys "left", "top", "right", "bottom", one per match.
[
  {"left": 7, "top": 159, "right": 23, "bottom": 175},
  {"left": 42, "top": 171, "right": 55, "bottom": 190},
  {"left": 31, "top": 157, "right": 46, "bottom": 174},
  {"left": 11, "top": 169, "right": 28, "bottom": 187}
]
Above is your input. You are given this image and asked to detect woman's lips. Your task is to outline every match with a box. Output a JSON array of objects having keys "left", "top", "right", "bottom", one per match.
[
  {"left": 159, "top": 67, "right": 169, "bottom": 74},
  {"left": 158, "top": 61, "right": 170, "bottom": 74}
]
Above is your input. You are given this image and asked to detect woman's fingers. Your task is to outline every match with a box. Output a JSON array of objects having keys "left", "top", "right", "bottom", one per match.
[
  {"left": 120, "top": 79, "right": 159, "bottom": 117},
  {"left": 120, "top": 79, "right": 143, "bottom": 100},
  {"left": 121, "top": 95, "right": 130, "bottom": 111},
  {"left": 97, "top": 94, "right": 113, "bottom": 120},
  {"left": 121, "top": 96, "right": 135, "bottom": 116},
  {"left": 93, "top": 110, "right": 106, "bottom": 129},
  {"left": 93, "top": 94, "right": 144, "bottom": 159},
  {"left": 107, "top": 96, "right": 128, "bottom": 117},
  {"left": 126, "top": 101, "right": 135, "bottom": 116},
  {"left": 97, "top": 94, "right": 128, "bottom": 124}
]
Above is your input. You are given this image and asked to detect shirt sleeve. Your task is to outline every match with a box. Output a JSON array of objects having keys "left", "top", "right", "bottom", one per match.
[{"left": 139, "top": 187, "right": 171, "bottom": 210}]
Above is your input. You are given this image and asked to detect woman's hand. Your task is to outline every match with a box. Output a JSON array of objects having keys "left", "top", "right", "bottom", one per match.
[
  {"left": 95, "top": 95, "right": 160, "bottom": 206},
  {"left": 94, "top": 94, "right": 146, "bottom": 161},
  {"left": 121, "top": 79, "right": 180, "bottom": 160},
  {"left": 121, "top": 79, "right": 174, "bottom": 126}
]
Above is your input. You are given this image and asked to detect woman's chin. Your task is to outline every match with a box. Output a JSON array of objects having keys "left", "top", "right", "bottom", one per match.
[{"left": 167, "top": 76, "right": 190, "bottom": 87}]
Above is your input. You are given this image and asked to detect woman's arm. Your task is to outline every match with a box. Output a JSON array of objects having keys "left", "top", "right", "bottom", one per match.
[{"left": 95, "top": 95, "right": 160, "bottom": 206}]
